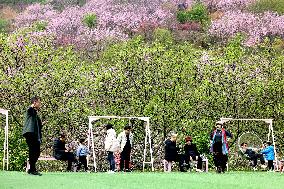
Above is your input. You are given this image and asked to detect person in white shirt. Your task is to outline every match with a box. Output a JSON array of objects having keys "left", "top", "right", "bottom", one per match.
[
  {"left": 117, "top": 125, "right": 133, "bottom": 172},
  {"left": 104, "top": 124, "right": 119, "bottom": 172}
]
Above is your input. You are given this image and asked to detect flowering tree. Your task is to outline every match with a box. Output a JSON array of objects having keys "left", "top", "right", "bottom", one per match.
[
  {"left": 209, "top": 11, "right": 284, "bottom": 46},
  {"left": 15, "top": 0, "right": 179, "bottom": 48}
]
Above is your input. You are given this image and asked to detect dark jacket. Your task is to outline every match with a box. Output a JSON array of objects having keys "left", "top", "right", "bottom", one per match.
[
  {"left": 184, "top": 143, "right": 199, "bottom": 157},
  {"left": 22, "top": 107, "right": 42, "bottom": 142},
  {"left": 53, "top": 138, "right": 66, "bottom": 160},
  {"left": 164, "top": 139, "right": 178, "bottom": 161}
]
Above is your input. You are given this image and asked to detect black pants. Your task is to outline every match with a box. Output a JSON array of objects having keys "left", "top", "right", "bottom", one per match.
[
  {"left": 120, "top": 147, "right": 131, "bottom": 171},
  {"left": 58, "top": 152, "right": 76, "bottom": 170},
  {"left": 250, "top": 154, "right": 265, "bottom": 167},
  {"left": 179, "top": 154, "right": 203, "bottom": 172},
  {"left": 268, "top": 160, "right": 274, "bottom": 170},
  {"left": 77, "top": 156, "right": 88, "bottom": 171},
  {"left": 25, "top": 133, "right": 40, "bottom": 172},
  {"left": 107, "top": 152, "right": 115, "bottom": 171},
  {"left": 213, "top": 142, "right": 228, "bottom": 172}
]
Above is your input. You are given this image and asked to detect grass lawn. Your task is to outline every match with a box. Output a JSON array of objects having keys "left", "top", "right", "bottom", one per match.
[{"left": 0, "top": 171, "right": 283, "bottom": 189}]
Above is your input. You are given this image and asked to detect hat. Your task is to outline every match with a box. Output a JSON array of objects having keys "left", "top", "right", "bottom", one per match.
[
  {"left": 216, "top": 121, "right": 223, "bottom": 126},
  {"left": 185, "top": 136, "right": 192, "bottom": 142}
]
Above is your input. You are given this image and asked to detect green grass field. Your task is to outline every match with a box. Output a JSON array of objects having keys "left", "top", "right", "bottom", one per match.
[{"left": 0, "top": 171, "right": 283, "bottom": 189}]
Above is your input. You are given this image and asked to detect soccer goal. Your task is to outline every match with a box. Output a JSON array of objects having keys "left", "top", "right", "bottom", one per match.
[
  {"left": 87, "top": 116, "right": 154, "bottom": 172},
  {"left": 219, "top": 117, "right": 279, "bottom": 170},
  {"left": 0, "top": 108, "right": 9, "bottom": 170}
]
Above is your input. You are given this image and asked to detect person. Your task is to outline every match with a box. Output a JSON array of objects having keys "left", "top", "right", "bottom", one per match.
[
  {"left": 210, "top": 121, "right": 232, "bottom": 173},
  {"left": 22, "top": 96, "right": 43, "bottom": 176},
  {"left": 104, "top": 124, "right": 119, "bottom": 173},
  {"left": 76, "top": 138, "right": 89, "bottom": 172},
  {"left": 164, "top": 132, "right": 178, "bottom": 172},
  {"left": 179, "top": 136, "right": 203, "bottom": 172},
  {"left": 53, "top": 133, "right": 76, "bottom": 171},
  {"left": 261, "top": 141, "right": 275, "bottom": 171},
  {"left": 240, "top": 142, "right": 266, "bottom": 170},
  {"left": 117, "top": 125, "right": 133, "bottom": 172}
]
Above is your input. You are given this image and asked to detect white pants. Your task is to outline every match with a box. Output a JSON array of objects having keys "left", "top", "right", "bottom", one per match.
[{"left": 164, "top": 160, "right": 173, "bottom": 172}]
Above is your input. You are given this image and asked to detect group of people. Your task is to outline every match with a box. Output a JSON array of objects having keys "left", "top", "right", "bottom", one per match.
[
  {"left": 22, "top": 96, "right": 277, "bottom": 175},
  {"left": 240, "top": 141, "right": 275, "bottom": 171},
  {"left": 22, "top": 96, "right": 134, "bottom": 175},
  {"left": 164, "top": 133, "right": 203, "bottom": 172}
]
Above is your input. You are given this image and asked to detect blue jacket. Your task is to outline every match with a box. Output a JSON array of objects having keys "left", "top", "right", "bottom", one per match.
[{"left": 261, "top": 146, "right": 275, "bottom": 160}]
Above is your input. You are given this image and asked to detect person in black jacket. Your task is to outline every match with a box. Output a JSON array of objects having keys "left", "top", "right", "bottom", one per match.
[
  {"left": 164, "top": 132, "right": 178, "bottom": 172},
  {"left": 240, "top": 142, "right": 266, "bottom": 170},
  {"left": 22, "top": 96, "right": 43, "bottom": 176},
  {"left": 53, "top": 133, "right": 76, "bottom": 171},
  {"left": 179, "top": 136, "right": 203, "bottom": 172}
]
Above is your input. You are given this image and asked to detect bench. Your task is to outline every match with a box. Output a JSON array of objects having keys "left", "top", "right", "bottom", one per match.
[{"left": 26, "top": 156, "right": 57, "bottom": 172}]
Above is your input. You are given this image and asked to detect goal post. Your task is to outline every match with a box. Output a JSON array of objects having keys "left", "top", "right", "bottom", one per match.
[
  {"left": 220, "top": 118, "right": 278, "bottom": 169},
  {"left": 0, "top": 108, "right": 9, "bottom": 170},
  {"left": 87, "top": 116, "right": 154, "bottom": 172}
]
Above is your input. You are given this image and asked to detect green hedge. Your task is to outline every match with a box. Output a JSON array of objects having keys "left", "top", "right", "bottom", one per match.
[{"left": 0, "top": 30, "right": 284, "bottom": 171}]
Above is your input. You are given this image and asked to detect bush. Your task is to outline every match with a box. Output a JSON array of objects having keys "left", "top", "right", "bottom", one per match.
[
  {"left": 82, "top": 13, "right": 97, "bottom": 28},
  {"left": 33, "top": 21, "right": 48, "bottom": 31},
  {"left": 177, "top": 2, "right": 209, "bottom": 25},
  {"left": 0, "top": 19, "right": 9, "bottom": 33},
  {"left": 248, "top": 0, "right": 284, "bottom": 15}
]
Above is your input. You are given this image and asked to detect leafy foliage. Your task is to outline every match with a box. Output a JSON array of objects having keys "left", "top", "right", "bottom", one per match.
[
  {"left": 177, "top": 2, "right": 209, "bottom": 25},
  {"left": 248, "top": 0, "right": 284, "bottom": 15},
  {"left": 82, "top": 13, "right": 97, "bottom": 28}
]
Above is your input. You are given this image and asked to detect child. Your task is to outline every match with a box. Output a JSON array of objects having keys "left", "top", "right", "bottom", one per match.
[
  {"left": 104, "top": 124, "right": 119, "bottom": 173},
  {"left": 261, "top": 141, "right": 275, "bottom": 171},
  {"left": 76, "top": 138, "right": 90, "bottom": 171},
  {"left": 240, "top": 142, "right": 266, "bottom": 170},
  {"left": 117, "top": 125, "right": 133, "bottom": 172},
  {"left": 164, "top": 132, "right": 178, "bottom": 172}
]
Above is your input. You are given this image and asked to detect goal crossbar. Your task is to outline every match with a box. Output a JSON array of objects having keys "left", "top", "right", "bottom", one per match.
[
  {"left": 220, "top": 117, "right": 278, "bottom": 169},
  {"left": 87, "top": 116, "right": 154, "bottom": 172}
]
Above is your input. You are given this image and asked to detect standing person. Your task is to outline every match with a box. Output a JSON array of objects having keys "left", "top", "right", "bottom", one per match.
[
  {"left": 104, "top": 124, "right": 119, "bottom": 173},
  {"left": 179, "top": 136, "right": 203, "bottom": 172},
  {"left": 164, "top": 132, "right": 178, "bottom": 172},
  {"left": 53, "top": 133, "right": 76, "bottom": 171},
  {"left": 240, "top": 142, "right": 266, "bottom": 170},
  {"left": 23, "top": 96, "right": 43, "bottom": 176},
  {"left": 117, "top": 125, "right": 133, "bottom": 172},
  {"left": 76, "top": 138, "right": 90, "bottom": 172},
  {"left": 210, "top": 121, "right": 232, "bottom": 173},
  {"left": 261, "top": 141, "right": 275, "bottom": 171}
]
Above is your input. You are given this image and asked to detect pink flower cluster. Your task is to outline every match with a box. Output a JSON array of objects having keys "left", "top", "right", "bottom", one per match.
[
  {"left": 15, "top": 0, "right": 179, "bottom": 48},
  {"left": 209, "top": 11, "right": 284, "bottom": 46},
  {"left": 204, "top": 0, "right": 256, "bottom": 11}
]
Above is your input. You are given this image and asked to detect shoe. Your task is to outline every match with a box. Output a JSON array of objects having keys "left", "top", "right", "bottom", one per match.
[
  {"left": 125, "top": 169, "right": 132, "bottom": 172},
  {"left": 28, "top": 171, "right": 42, "bottom": 176},
  {"left": 196, "top": 169, "right": 203, "bottom": 172},
  {"left": 261, "top": 165, "right": 267, "bottom": 169},
  {"left": 253, "top": 167, "right": 258, "bottom": 171}
]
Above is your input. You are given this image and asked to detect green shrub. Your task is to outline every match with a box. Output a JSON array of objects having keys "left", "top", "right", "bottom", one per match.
[
  {"left": 176, "top": 2, "right": 209, "bottom": 25},
  {"left": 248, "top": 0, "right": 284, "bottom": 14},
  {"left": 33, "top": 21, "right": 48, "bottom": 31},
  {"left": 82, "top": 13, "right": 97, "bottom": 29},
  {"left": 0, "top": 19, "right": 9, "bottom": 33}
]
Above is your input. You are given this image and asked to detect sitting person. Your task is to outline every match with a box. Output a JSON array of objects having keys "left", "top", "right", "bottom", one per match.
[
  {"left": 164, "top": 132, "right": 178, "bottom": 172},
  {"left": 179, "top": 136, "right": 203, "bottom": 172},
  {"left": 240, "top": 142, "right": 266, "bottom": 170},
  {"left": 53, "top": 133, "right": 76, "bottom": 171},
  {"left": 76, "top": 138, "right": 90, "bottom": 172},
  {"left": 261, "top": 141, "right": 275, "bottom": 171}
]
